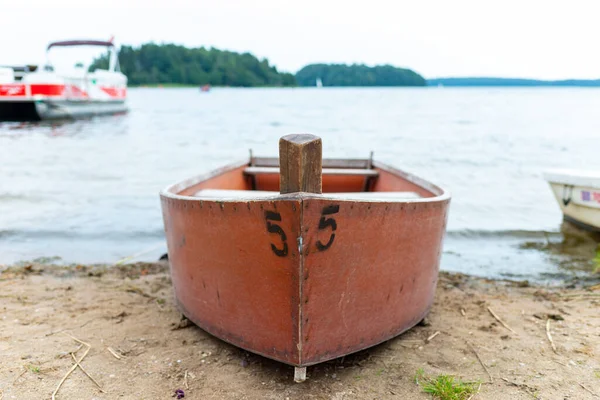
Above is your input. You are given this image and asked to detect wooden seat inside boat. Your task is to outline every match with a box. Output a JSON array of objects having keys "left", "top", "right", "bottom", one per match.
[
  {"left": 242, "top": 157, "right": 382, "bottom": 194},
  {"left": 193, "top": 189, "right": 421, "bottom": 200},
  {"left": 175, "top": 155, "right": 436, "bottom": 198},
  {"left": 244, "top": 166, "right": 379, "bottom": 177}
]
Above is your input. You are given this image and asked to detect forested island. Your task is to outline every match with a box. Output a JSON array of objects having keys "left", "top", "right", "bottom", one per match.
[
  {"left": 91, "top": 43, "right": 427, "bottom": 87},
  {"left": 428, "top": 77, "right": 600, "bottom": 87},
  {"left": 296, "top": 64, "right": 426, "bottom": 86},
  {"left": 91, "top": 43, "right": 296, "bottom": 87}
]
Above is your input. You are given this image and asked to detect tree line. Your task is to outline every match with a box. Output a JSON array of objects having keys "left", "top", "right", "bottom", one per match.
[
  {"left": 91, "top": 43, "right": 296, "bottom": 87},
  {"left": 296, "top": 63, "right": 426, "bottom": 87},
  {"left": 91, "top": 43, "right": 426, "bottom": 87}
]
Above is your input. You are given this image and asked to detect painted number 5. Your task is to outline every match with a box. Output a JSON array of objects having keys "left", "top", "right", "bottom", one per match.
[
  {"left": 265, "top": 211, "right": 288, "bottom": 257},
  {"left": 316, "top": 205, "right": 340, "bottom": 251}
]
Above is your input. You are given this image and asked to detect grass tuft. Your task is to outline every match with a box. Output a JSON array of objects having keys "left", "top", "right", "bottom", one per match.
[
  {"left": 415, "top": 369, "right": 479, "bottom": 400},
  {"left": 27, "top": 365, "right": 41, "bottom": 373},
  {"left": 414, "top": 368, "right": 425, "bottom": 384}
]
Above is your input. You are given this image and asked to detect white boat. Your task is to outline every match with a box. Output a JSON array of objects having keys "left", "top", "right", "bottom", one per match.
[
  {"left": 544, "top": 169, "right": 600, "bottom": 231},
  {"left": 316, "top": 77, "right": 323, "bottom": 87},
  {"left": 0, "top": 39, "right": 127, "bottom": 121}
]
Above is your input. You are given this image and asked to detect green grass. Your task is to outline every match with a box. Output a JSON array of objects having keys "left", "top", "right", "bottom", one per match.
[
  {"left": 27, "top": 365, "right": 40, "bottom": 373},
  {"left": 593, "top": 245, "right": 600, "bottom": 273},
  {"left": 415, "top": 369, "right": 479, "bottom": 400},
  {"left": 415, "top": 368, "right": 425, "bottom": 384}
]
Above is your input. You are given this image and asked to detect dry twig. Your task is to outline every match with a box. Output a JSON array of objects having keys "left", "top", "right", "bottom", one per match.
[
  {"left": 70, "top": 353, "right": 105, "bottom": 392},
  {"left": 107, "top": 347, "right": 122, "bottom": 360},
  {"left": 579, "top": 383, "right": 599, "bottom": 397},
  {"left": 546, "top": 319, "right": 558, "bottom": 354},
  {"left": 468, "top": 342, "right": 493, "bottom": 383},
  {"left": 52, "top": 334, "right": 99, "bottom": 399},
  {"left": 12, "top": 368, "right": 27, "bottom": 384},
  {"left": 487, "top": 307, "right": 516, "bottom": 333},
  {"left": 52, "top": 344, "right": 90, "bottom": 399},
  {"left": 501, "top": 377, "right": 519, "bottom": 386},
  {"left": 46, "top": 319, "right": 94, "bottom": 337},
  {"left": 426, "top": 331, "right": 440, "bottom": 342},
  {"left": 466, "top": 382, "right": 482, "bottom": 400},
  {"left": 184, "top": 370, "right": 189, "bottom": 389},
  {"left": 552, "top": 359, "right": 568, "bottom": 367}
]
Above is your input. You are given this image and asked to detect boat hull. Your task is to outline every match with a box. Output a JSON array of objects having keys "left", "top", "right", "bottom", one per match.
[
  {"left": 548, "top": 182, "right": 600, "bottom": 232},
  {"left": 160, "top": 160, "right": 450, "bottom": 367},
  {"left": 0, "top": 101, "right": 40, "bottom": 121},
  {"left": 0, "top": 99, "right": 127, "bottom": 121}
]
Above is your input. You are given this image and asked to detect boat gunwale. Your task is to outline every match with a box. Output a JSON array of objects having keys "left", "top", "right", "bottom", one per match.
[
  {"left": 160, "top": 157, "right": 451, "bottom": 204},
  {"left": 544, "top": 170, "right": 600, "bottom": 190}
]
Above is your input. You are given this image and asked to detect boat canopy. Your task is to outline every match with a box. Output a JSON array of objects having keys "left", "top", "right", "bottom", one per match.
[{"left": 47, "top": 40, "right": 115, "bottom": 50}]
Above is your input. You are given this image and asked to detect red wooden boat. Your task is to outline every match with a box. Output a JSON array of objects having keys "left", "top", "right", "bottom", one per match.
[{"left": 160, "top": 134, "right": 450, "bottom": 381}]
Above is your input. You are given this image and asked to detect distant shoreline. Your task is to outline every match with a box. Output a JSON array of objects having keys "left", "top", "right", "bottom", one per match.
[
  {"left": 129, "top": 84, "right": 600, "bottom": 89},
  {"left": 428, "top": 77, "right": 600, "bottom": 87}
]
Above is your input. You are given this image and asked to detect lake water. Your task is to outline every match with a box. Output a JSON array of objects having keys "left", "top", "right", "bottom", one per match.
[{"left": 1, "top": 87, "right": 599, "bottom": 282}]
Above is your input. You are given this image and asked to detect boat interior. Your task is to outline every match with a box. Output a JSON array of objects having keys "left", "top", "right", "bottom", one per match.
[{"left": 170, "top": 157, "right": 443, "bottom": 201}]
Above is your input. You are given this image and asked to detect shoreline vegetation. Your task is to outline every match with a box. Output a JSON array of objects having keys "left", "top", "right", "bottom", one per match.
[
  {"left": 91, "top": 43, "right": 426, "bottom": 87},
  {"left": 1, "top": 262, "right": 599, "bottom": 399},
  {"left": 91, "top": 42, "right": 600, "bottom": 88},
  {"left": 91, "top": 43, "right": 296, "bottom": 87},
  {"left": 296, "top": 63, "right": 426, "bottom": 87}
]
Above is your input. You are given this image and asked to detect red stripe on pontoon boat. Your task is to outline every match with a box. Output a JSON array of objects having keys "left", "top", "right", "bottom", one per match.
[
  {"left": 99, "top": 87, "right": 126, "bottom": 98},
  {"left": 64, "top": 85, "right": 88, "bottom": 99},
  {"left": 30, "top": 84, "right": 65, "bottom": 96},
  {"left": 0, "top": 84, "right": 26, "bottom": 97}
]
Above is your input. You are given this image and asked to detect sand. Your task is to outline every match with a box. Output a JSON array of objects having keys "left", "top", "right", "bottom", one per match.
[{"left": 1, "top": 262, "right": 599, "bottom": 399}]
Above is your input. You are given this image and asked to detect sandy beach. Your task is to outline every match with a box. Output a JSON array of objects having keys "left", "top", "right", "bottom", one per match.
[{"left": 1, "top": 262, "right": 599, "bottom": 399}]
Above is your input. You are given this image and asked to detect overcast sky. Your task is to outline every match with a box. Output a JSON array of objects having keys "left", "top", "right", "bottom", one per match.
[{"left": 3, "top": 0, "right": 600, "bottom": 79}]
